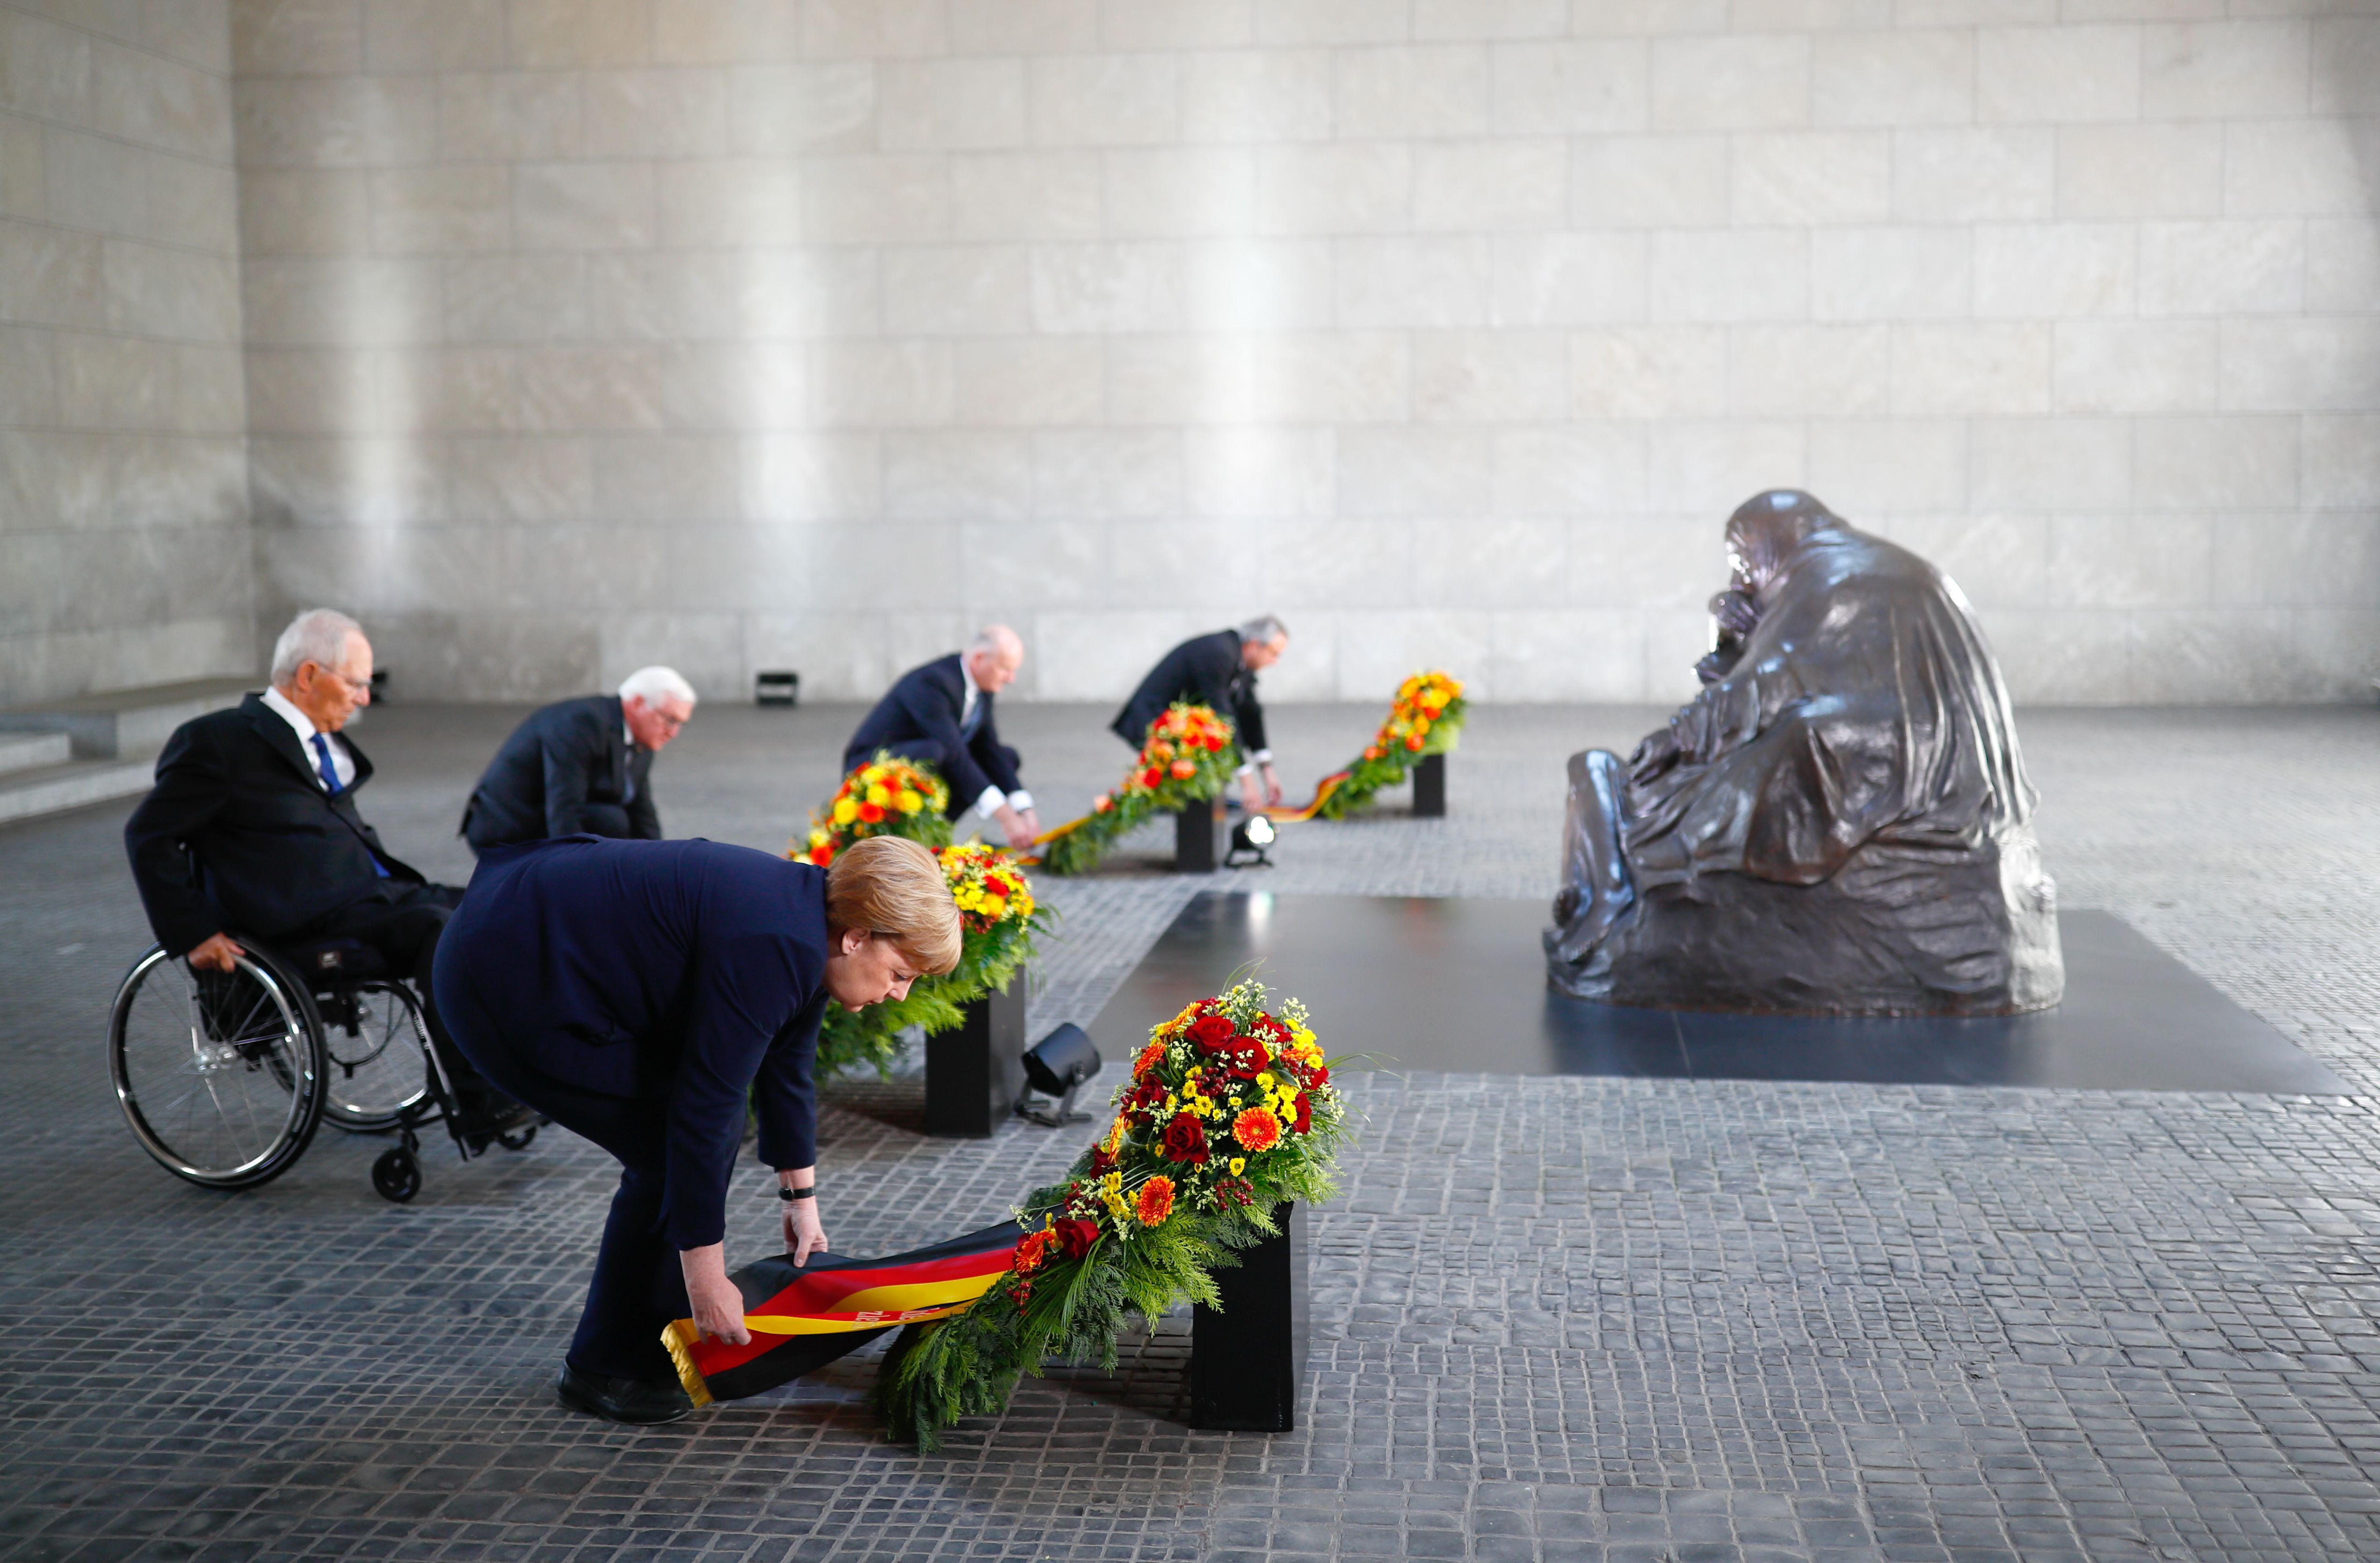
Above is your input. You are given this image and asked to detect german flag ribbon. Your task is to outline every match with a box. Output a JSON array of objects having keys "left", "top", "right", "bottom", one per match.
[{"left": 663, "top": 1223, "right": 1023, "bottom": 1406}]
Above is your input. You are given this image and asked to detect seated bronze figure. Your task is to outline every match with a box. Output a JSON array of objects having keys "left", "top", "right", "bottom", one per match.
[{"left": 1546, "top": 491, "right": 2063, "bottom": 1016}]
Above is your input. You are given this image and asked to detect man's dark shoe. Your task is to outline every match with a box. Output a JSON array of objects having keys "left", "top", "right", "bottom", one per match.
[
  {"left": 556, "top": 1364, "right": 694, "bottom": 1425},
  {"left": 455, "top": 1094, "right": 540, "bottom": 1151}
]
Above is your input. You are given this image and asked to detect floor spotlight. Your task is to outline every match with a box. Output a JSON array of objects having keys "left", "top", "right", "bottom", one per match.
[
  {"left": 1227, "top": 813, "right": 1276, "bottom": 868},
  {"left": 1016, "top": 1023, "right": 1100, "bottom": 1127}
]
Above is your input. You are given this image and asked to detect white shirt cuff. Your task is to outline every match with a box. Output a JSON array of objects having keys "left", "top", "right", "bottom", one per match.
[
  {"left": 973, "top": 783, "right": 1007, "bottom": 817},
  {"left": 1249, "top": 748, "right": 1273, "bottom": 766},
  {"left": 1007, "top": 789, "right": 1034, "bottom": 813}
]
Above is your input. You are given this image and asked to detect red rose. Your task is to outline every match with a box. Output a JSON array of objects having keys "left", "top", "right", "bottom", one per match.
[
  {"left": 1186, "top": 1013, "right": 1235, "bottom": 1050},
  {"left": 1054, "top": 1217, "right": 1100, "bottom": 1259},
  {"left": 1088, "top": 1146, "right": 1116, "bottom": 1177},
  {"left": 1160, "top": 1111, "right": 1210, "bottom": 1165},
  {"left": 1219, "top": 1037, "right": 1270, "bottom": 1080},
  {"left": 1141, "top": 767, "right": 1164, "bottom": 788},
  {"left": 1125, "top": 1079, "right": 1167, "bottom": 1116},
  {"left": 1292, "top": 1094, "right": 1312, "bottom": 1134}
]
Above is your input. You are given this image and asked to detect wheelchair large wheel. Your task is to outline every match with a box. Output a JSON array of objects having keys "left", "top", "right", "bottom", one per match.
[
  {"left": 109, "top": 942, "right": 327, "bottom": 1190},
  {"left": 317, "top": 980, "right": 434, "bottom": 1133}
]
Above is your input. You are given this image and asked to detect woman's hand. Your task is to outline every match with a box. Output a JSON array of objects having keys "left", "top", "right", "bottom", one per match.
[
  {"left": 679, "top": 1244, "right": 749, "bottom": 1346},
  {"left": 782, "top": 1186, "right": 827, "bottom": 1266}
]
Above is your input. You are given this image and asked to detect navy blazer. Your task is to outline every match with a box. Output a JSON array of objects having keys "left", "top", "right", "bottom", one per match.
[
  {"left": 1111, "top": 629, "right": 1268, "bottom": 754},
  {"left": 432, "top": 837, "right": 828, "bottom": 1252},
  {"left": 462, "top": 694, "right": 660, "bottom": 850},
  {"left": 842, "top": 653, "right": 1022, "bottom": 807},
  {"left": 124, "top": 694, "right": 424, "bottom": 956}
]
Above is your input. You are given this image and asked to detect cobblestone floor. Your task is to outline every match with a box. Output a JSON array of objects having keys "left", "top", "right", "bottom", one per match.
[{"left": 6, "top": 701, "right": 2380, "bottom": 1563}]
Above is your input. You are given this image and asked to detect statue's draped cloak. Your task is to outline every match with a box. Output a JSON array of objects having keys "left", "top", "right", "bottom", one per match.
[{"left": 1555, "top": 514, "right": 2064, "bottom": 1016}]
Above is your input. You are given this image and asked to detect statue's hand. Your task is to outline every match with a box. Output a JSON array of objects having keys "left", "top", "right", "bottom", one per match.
[
  {"left": 1709, "top": 588, "right": 1760, "bottom": 641},
  {"left": 1628, "top": 728, "right": 1681, "bottom": 786}
]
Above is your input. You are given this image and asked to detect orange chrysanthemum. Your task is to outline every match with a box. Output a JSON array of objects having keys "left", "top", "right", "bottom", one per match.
[
  {"left": 1232, "top": 1107, "right": 1282, "bottom": 1154},
  {"left": 1013, "top": 1227, "right": 1058, "bottom": 1277},
  {"left": 1133, "top": 1041, "right": 1168, "bottom": 1080},
  {"left": 1135, "top": 1175, "right": 1175, "bottom": 1227}
]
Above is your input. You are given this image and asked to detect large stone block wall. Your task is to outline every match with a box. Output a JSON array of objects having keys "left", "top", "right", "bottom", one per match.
[
  {"left": 0, "top": 0, "right": 252, "bottom": 707},
  {"left": 229, "top": 0, "right": 2380, "bottom": 705}
]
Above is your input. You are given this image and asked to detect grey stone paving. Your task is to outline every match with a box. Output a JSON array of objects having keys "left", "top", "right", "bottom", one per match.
[{"left": 6, "top": 700, "right": 2380, "bottom": 1562}]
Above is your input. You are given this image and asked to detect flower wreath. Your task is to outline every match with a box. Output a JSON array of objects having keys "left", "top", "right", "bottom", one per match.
[
  {"left": 874, "top": 978, "right": 1347, "bottom": 1447},
  {"left": 792, "top": 757, "right": 1052, "bottom": 1078},
  {"left": 1035, "top": 702, "right": 1239, "bottom": 876}
]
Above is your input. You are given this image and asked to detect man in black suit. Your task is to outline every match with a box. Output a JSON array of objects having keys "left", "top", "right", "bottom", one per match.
[
  {"left": 122, "top": 608, "right": 522, "bottom": 1132},
  {"left": 460, "top": 667, "right": 696, "bottom": 854},
  {"left": 1112, "top": 616, "right": 1289, "bottom": 815},
  {"left": 842, "top": 625, "right": 1041, "bottom": 850}
]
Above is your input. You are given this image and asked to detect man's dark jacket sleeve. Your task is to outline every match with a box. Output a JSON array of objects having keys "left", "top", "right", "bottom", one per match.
[{"left": 123, "top": 718, "right": 234, "bottom": 957}]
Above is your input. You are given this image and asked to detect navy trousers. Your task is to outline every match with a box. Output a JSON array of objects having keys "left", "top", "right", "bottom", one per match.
[{"left": 440, "top": 994, "right": 690, "bottom": 1383}]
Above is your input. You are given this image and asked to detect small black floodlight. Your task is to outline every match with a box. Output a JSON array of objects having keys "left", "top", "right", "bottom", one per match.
[
  {"left": 1017, "top": 1023, "right": 1101, "bottom": 1127},
  {"left": 1226, "top": 812, "right": 1276, "bottom": 868}
]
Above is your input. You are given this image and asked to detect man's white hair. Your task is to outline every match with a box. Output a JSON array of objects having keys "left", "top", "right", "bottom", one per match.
[
  {"left": 269, "top": 608, "right": 365, "bottom": 687},
  {"left": 1238, "top": 614, "right": 1289, "bottom": 646},
  {"left": 967, "top": 624, "right": 1022, "bottom": 659},
  {"left": 619, "top": 666, "right": 697, "bottom": 708}
]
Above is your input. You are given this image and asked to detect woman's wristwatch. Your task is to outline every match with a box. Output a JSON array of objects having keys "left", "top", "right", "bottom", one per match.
[{"left": 777, "top": 1184, "right": 815, "bottom": 1201}]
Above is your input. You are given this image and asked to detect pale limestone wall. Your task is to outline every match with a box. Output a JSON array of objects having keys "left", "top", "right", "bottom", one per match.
[
  {"left": 232, "top": 0, "right": 2380, "bottom": 705},
  {"left": 1, "top": 0, "right": 252, "bottom": 706}
]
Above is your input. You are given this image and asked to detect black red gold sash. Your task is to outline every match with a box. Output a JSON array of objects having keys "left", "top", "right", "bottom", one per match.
[{"left": 663, "top": 1223, "right": 1023, "bottom": 1406}]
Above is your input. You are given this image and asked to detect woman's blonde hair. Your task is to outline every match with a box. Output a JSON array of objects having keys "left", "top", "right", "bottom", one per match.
[{"left": 823, "top": 836, "right": 962, "bottom": 974}]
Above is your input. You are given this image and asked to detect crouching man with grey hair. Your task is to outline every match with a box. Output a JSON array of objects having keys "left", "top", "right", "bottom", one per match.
[
  {"left": 461, "top": 666, "right": 697, "bottom": 854},
  {"left": 842, "top": 626, "right": 1041, "bottom": 850},
  {"left": 123, "top": 608, "right": 531, "bottom": 1142},
  {"left": 1111, "top": 617, "right": 1290, "bottom": 816}
]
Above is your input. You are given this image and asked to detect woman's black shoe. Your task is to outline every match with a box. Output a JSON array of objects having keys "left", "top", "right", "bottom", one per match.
[{"left": 556, "top": 1364, "right": 694, "bottom": 1424}]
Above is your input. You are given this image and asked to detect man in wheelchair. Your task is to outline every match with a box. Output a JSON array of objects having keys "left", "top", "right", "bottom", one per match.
[{"left": 123, "top": 608, "right": 532, "bottom": 1144}]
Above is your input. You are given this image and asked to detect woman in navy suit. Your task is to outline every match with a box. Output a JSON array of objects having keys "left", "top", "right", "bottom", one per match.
[{"left": 433, "top": 833, "right": 960, "bottom": 1424}]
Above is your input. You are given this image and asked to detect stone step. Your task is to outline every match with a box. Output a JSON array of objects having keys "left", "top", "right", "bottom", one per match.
[
  {"left": 0, "top": 758, "right": 154, "bottom": 828},
  {"left": 0, "top": 676, "right": 251, "bottom": 760},
  {"left": 0, "top": 732, "right": 71, "bottom": 777}
]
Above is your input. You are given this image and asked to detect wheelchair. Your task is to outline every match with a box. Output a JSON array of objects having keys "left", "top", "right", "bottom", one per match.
[{"left": 107, "top": 932, "right": 537, "bottom": 1202}]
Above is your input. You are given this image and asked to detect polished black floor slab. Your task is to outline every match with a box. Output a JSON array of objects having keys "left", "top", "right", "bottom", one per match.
[{"left": 1091, "top": 894, "right": 2346, "bottom": 1093}]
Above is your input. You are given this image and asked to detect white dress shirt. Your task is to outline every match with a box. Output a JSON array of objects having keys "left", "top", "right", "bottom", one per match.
[
  {"left": 262, "top": 684, "right": 357, "bottom": 791},
  {"left": 958, "top": 674, "right": 1033, "bottom": 818}
]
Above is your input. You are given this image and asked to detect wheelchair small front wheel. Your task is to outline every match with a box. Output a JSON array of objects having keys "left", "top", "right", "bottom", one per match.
[
  {"left": 109, "top": 942, "right": 327, "bottom": 1190},
  {"left": 495, "top": 1124, "right": 537, "bottom": 1152},
  {"left": 371, "top": 1146, "right": 421, "bottom": 1202}
]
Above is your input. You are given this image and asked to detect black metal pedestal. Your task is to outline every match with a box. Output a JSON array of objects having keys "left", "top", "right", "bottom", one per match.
[
  {"left": 1412, "top": 752, "right": 1446, "bottom": 817},
  {"left": 1174, "top": 798, "right": 1222, "bottom": 872},
  {"left": 923, "top": 977, "right": 1026, "bottom": 1137},
  {"left": 1190, "top": 1201, "right": 1308, "bottom": 1431}
]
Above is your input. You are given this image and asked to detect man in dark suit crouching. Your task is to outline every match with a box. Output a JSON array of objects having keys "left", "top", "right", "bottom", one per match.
[
  {"left": 843, "top": 625, "right": 1041, "bottom": 850},
  {"left": 1113, "top": 616, "right": 1290, "bottom": 816},
  {"left": 460, "top": 667, "right": 697, "bottom": 854},
  {"left": 123, "top": 608, "right": 528, "bottom": 1137}
]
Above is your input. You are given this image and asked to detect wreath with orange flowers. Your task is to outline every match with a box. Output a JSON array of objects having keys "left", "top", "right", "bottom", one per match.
[
  {"left": 875, "top": 979, "right": 1349, "bottom": 1448},
  {"left": 792, "top": 761, "right": 1053, "bottom": 1079},
  {"left": 1035, "top": 703, "right": 1240, "bottom": 876},
  {"left": 1294, "top": 671, "right": 1468, "bottom": 821}
]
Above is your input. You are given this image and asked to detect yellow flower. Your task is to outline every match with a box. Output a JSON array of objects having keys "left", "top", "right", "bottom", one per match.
[
  {"left": 1229, "top": 1157, "right": 1246, "bottom": 1176},
  {"left": 896, "top": 789, "right": 923, "bottom": 813},
  {"left": 832, "top": 798, "right": 858, "bottom": 825}
]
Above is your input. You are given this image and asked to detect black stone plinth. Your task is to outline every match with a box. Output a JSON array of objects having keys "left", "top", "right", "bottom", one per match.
[
  {"left": 923, "top": 977, "right": 1026, "bottom": 1137},
  {"left": 1174, "top": 799, "right": 1222, "bottom": 873},
  {"left": 1412, "top": 752, "right": 1446, "bottom": 817},
  {"left": 1190, "top": 1201, "right": 1308, "bottom": 1432},
  {"left": 1093, "top": 895, "right": 2348, "bottom": 1094}
]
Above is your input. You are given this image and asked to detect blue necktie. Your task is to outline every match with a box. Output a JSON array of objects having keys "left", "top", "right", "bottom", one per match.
[
  {"left": 313, "top": 732, "right": 390, "bottom": 877},
  {"left": 960, "top": 694, "right": 984, "bottom": 739},
  {"left": 310, "top": 732, "right": 341, "bottom": 793}
]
